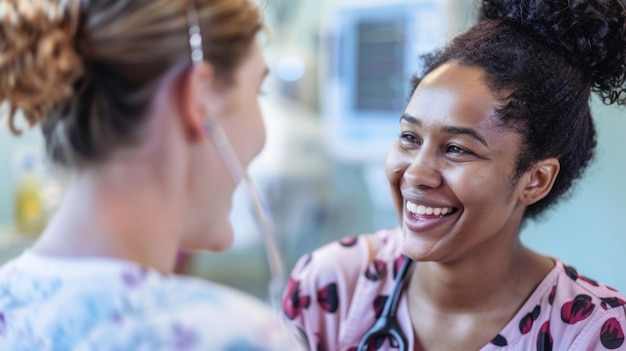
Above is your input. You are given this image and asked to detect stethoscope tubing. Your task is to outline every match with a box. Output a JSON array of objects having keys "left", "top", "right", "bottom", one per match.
[
  {"left": 357, "top": 255, "right": 414, "bottom": 351},
  {"left": 188, "top": 0, "right": 286, "bottom": 312},
  {"left": 203, "top": 119, "right": 287, "bottom": 312}
]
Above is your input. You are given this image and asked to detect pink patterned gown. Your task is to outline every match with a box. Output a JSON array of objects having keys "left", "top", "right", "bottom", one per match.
[{"left": 283, "top": 228, "right": 626, "bottom": 351}]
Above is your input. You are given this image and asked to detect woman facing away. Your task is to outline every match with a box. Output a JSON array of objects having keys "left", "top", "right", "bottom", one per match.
[
  {"left": 0, "top": 0, "right": 304, "bottom": 350},
  {"left": 283, "top": 0, "right": 626, "bottom": 350}
]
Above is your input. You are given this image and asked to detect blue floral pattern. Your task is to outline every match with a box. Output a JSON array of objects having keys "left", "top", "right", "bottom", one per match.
[{"left": 0, "top": 251, "right": 302, "bottom": 350}]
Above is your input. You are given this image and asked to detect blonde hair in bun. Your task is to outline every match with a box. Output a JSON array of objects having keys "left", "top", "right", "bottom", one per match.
[
  {"left": 1, "top": 0, "right": 262, "bottom": 167},
  {"left": 0, "top": 0, "right": 83, "bottom": 134}
]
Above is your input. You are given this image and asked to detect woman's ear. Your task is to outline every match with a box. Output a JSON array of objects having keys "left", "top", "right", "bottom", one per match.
[
  {"left": 178, "top": 62, "right": 215, "bottom": 141},
  {"left": 519, "top": 158, "right": 560, "bottom": 205}
]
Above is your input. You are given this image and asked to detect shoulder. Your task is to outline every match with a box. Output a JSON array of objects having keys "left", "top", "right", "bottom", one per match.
[
  {"left": 494, "top": 259, "right": 626, "bottom": 350},
  {"left": 136, "top": 275, "right": 287, "bottom": 330},
  {"left": 140, "top": 279, "right": 303, "bottom": 349},
  {"left": 84, "top": 277, "right": 304, "bottom": 350},
  {"left": 285, "top": 227, "right": 403, "bottom": 305},
  {"left": 165, "top": 276, "right": 284, "bottom": 320},
  {"left": 0, "top": 258, "right": 303, "bottom": 350},
  {"left": 549, "top": 260, "right": 626, "bottom": 319},
  {"left": 290, "top": 227, "right": 403, "bottom": 278},
  {"left": 282, "top": 228, "right": 404, "bottom": 349},
  {"left": 529, "top": 260, "right": 626, "bottom": 350}
]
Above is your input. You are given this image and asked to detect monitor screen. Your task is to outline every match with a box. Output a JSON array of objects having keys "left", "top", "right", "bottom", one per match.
[
  {"left": 323, "top": 0, "right": 450, "bottom": 162},
  {"left": 355, "top": 19, "right": 407, "bottom": 113}
]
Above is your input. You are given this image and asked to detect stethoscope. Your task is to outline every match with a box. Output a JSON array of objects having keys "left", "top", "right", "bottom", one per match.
[
  {"left": 187, "top": 4, "right": 286, "bottom": 312},
  {"left": 357, "top": 255, "right": 415, "bottom": 351}
]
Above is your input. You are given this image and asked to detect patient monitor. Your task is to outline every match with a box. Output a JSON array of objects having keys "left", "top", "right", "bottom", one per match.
[{"left": 322, "top": 0, "right": 460, "bottom": 162}]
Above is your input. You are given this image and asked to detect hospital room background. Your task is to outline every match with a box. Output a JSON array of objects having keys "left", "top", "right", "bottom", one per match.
[{"left": 1, "top": 0, "right": 625, "bottom": 300}]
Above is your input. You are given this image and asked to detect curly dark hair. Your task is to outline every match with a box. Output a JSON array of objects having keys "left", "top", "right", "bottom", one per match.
[{"left": 411, "top": 0, "right": 626, "bottom": 220}]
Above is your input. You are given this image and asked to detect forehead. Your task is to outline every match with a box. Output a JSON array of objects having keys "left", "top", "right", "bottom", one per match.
[{"left": 405, "top": 62, "right": 500, "bottom": 130}]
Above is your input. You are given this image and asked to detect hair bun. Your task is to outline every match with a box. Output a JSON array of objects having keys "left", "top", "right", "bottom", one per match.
[
  {"left": 480, "top": 0, "right": 626, "bottom": 104},
  {"left": 0, "top": 0, "right": 84, "bottom": 134}
]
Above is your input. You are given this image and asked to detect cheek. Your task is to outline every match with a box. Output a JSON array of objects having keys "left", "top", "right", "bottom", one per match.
[
  {"left": 453, "top": 168, "right": 515, "bottom": 209},
  {"left": 239, "top": 95, "right": 265, "bottom": 156},
  {"left": 386, "top": 145, "right": 411, "bottom": 216},
  {"left": 222, "top": 106, "right": 265, "bottom": 167},
  {"left": 242, "top": 107, "right": 265, "bottom": 165},
  {"left": 253, "top": 106, "right": 266, "bottom": 151},
  {"left": 386, "top": 145, "right": 410, "bottom": 185}
]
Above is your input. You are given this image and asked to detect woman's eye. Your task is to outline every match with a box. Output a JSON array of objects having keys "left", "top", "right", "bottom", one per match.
[
  {"left": 399, "top": 133, "right": 418, "bottom": 143},
  {"left": 447, "top": 145, "right": 470, "bottom": 154}
]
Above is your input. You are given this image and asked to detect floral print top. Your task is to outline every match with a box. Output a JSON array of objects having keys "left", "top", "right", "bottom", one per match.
[
  {"left": 0, "top": 250, "right": 304, "bottom": 350},
  {"left": 283, "top": 228, "right": 626, "bottom": 350}
]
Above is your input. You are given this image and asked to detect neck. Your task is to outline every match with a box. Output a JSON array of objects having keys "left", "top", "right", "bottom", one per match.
[
  {"left": 410, "top": 238, "right": 553, "bottom": 314},
  {"left": 32, "top": 161, "right": 184, "bottom": 273}
]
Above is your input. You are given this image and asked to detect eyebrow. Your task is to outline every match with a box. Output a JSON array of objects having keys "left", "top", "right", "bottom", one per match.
[{"left": 400, "top": 113, "right": 489, "bottom": 147}]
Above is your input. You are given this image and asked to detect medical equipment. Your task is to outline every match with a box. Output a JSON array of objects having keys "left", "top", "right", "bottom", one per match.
[
  {"left": 202, "top": 119, "right": 287, "bottom": 311},
  {"left": 187, "top": 3, "right": 287, "bottom": 311},
  {"left": 357, "top": 255, "right": 414, "bottom": 351},
  {"left": 322, "top": 0, "right": 453, "bottom": 162}
]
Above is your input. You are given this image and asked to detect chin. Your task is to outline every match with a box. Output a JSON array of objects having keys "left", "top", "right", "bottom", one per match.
[
  {"left": 400, "top": 228, "right": 442, "bottom": 263},
  {"left": 206, "top": 224, "right": 235, "bottom": 252},
  {"left": 402, "top": 246, "right": 436, "bottom": 263},
  {"left": 207, "top": 230, "right": 235, "bottom": 252},
  {"left": 181, "top": 221, "right": 235, "bottom": 253}
]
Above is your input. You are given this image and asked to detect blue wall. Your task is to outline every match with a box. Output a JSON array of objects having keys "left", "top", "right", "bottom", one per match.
[{"left": 522, "top": 98, "right": 626, "bottom": 291}]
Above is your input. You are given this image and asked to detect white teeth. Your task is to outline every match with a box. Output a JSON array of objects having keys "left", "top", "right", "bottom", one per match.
[
  {"left": 406, "top": 201, "right": 454, "bottom": 217},
  {"left": 406, "top": 201, "right": 419, "bottom": 213}
]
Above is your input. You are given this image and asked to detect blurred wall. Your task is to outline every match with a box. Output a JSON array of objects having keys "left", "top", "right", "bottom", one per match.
[
  {"left": 0, "top": 116, "right": 45, "bottom": 227},
  {"left": 522, "top": 99, "right": 626, "bottom": 290}
]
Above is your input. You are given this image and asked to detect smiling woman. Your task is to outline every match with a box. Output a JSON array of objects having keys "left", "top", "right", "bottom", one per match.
[
  {"left": 391, "top": 63, "right": 536, "bottom": 265},
  {"left": 283, "top": 0, "right": 626, "bottom": 350}
]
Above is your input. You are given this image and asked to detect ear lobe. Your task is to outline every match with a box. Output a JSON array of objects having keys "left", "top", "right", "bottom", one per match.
[
  {"left": 520, "top": 158, "right": 560, "bottom": 205},
  {"left": 179, "top": 62, "right": 215, "bottom": 141}
]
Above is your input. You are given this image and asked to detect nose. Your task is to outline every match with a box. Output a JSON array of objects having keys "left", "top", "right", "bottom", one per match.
[{"left": 404, "top": 146, "right": 442, "bottom": 189}]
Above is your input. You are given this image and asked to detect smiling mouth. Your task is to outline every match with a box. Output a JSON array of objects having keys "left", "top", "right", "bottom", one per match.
[{"left": 406, "top": 200, "right": 457, "bottom": 218}]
